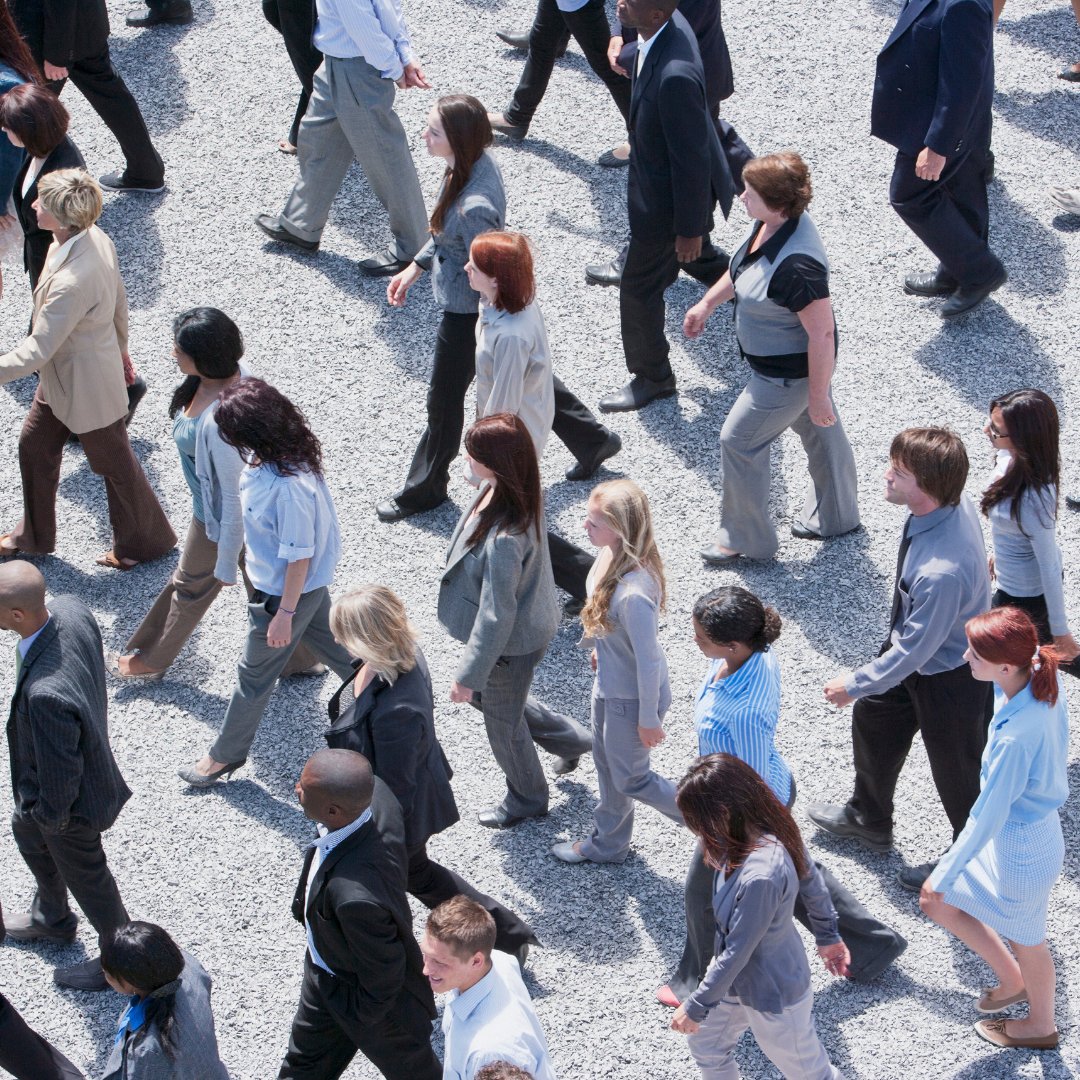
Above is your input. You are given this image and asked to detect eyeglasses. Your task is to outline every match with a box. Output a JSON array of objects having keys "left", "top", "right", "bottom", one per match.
[{"left": 987, "top": 419, "right": 1010, "bottom": 440}]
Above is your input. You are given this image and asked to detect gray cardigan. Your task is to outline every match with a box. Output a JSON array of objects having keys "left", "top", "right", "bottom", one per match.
[
  {"left": 194, "top": 386, "right": 247, "bottom": 584},
  {"left": 413, "top": 152, "right": 506, "bottom": 314},
  {"left": 438, "top": 485, "right": 559, "bottom": 689}
]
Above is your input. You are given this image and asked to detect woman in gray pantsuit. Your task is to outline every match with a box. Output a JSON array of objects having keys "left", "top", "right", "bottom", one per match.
[
  {"left": 684, "top": 151, "right": 859, "bottom": 565},
  {"left": 438, "top": 413, "right": 592, "bottom": 830}
]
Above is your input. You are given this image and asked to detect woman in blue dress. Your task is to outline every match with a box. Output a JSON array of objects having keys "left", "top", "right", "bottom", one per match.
[{"left": 921, "top": 605, "right": 1068, "bottom": 1050}]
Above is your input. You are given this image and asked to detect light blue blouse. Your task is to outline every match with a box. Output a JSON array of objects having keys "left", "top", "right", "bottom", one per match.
[{"left": 172, "top": 410, "right": 204, "bottom": 521}]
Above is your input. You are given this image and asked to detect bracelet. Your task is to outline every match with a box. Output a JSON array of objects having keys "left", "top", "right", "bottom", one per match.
[{"left": 279, "top": 606, "right": 296, "bottom": 616}]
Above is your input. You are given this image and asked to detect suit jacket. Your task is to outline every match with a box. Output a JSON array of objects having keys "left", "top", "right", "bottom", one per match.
[
  {"left": 13, "top": 136, "right": 86, "bottom": 287},
  {"left": 0, "top": 225, "right": 129, "bottom": 434},
  {"left": 6, "top": 595, "right": 131, "bottom": 834},
  {"left": 437, "top": 485, "right": 559, "bottom": 689},
  {"left": 292, "top": 779, "right": 436, "bottom": 1026},
  {"left": 870, "top": 0, "right": 994, "bottom": 159},
  {"left": 326, "top": 647, "right": 459, "bottom": 850},
  {"left": 626, "top": 10, "right": 734, "bottom": 243},
  {"left": 8, "top": 0, "right": 111, "bottom": 67}
]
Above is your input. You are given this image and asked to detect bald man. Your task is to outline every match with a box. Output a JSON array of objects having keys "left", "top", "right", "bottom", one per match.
[
  {"left": 0, "top": 563, "right": 131, "bottom": 991},
  {"left": 280, "top": 749, "right": 440, "bottom": 1080}
]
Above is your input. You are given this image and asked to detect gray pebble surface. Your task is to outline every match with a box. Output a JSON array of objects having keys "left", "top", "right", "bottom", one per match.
[{"left": 1, "top": 0, "right": 1080, "bottom": 1076}]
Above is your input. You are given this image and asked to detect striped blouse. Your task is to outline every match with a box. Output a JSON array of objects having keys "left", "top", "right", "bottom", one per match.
[{"left": 694, "top": 647, "right": 793, "bottom": 804}]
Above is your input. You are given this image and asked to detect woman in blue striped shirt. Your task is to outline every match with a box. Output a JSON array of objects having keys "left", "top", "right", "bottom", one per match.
[{"left": 657, "top": 586, "right": 905, "bottom": 1004}]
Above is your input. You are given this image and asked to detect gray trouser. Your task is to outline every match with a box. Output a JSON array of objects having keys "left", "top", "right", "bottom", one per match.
[
  {"left": 472, "top": 649, "right": 593, "bottom": 818},
  {"left": 687, "top": 988, "right": 844, "bottom": 1080},
  {"left": 279, "top": 55, "right": 428, "bottom": 260},
  {"left": 210, "top": 587, "right": 355, "bottom": 764},
  {"left": 579, "top": 693, "right": 681, "bottom": 862},
  {"left": 716, "top": 373, "right": 860, "bottom": 559}
]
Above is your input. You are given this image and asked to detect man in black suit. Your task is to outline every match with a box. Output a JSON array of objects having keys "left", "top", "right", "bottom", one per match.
[
  {"left": 280, "top": 749, "right": 441, "bottom": 1080},
  {"left": 9, "top": 0, "right": 165, "bottom": 191},
  {"left": 1, "top": 562, "right": 131, "bottom": 991},
  {"left": 872, "top": 0, "right": 1005, "bottom": 317}
]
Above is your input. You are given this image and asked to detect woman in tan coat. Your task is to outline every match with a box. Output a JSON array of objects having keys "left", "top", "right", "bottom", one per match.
[{"left": 0, "top": 169, "right": 175, "bottom": 569}]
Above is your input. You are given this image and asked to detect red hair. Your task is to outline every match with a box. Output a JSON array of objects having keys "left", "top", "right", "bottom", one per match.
[
  {"left": 966, "top": 607, "right": 1061, "bottom": 705},
  {"left": 469, "top": 231, "right": 535, "bottom": 314}
]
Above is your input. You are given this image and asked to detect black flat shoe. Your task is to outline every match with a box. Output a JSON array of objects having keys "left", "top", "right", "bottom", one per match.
[
  {"left": 3, "top": 911, "right": 77, "bottom": 944},
  {"left": 553, "top": 756, "right": 580, "bottom": 775},
  {"left": 495, "top": 28, "right": 568, "bottom": 56},
  {"left": 597, "top": 148, "right": 630, "bottom": 168},
  {"left": 376, "top": 496, "right": 444, "bottom": 523},
  {"left": 940, "top": 267, "right": 1007, "bottom": 317},
  {"left": 126, "top": 0, "right": 193, "bottom": 26},
  {"left": 566, "top": 431, "right": 622, "bottom": 480},
  {"left": 54, "top": 957, "right": 109, "bottom": 992},
  {"left": 1058, "top": 64, "right": 1080, "bottom": 81},
  {"left": 359, "top": 251, "right": 411, "bottom": 277},
  {"left": 903, "top": 269, "right": 956, "bottom": 297},
  {"left": 255, "top": 213, "right": 319, "bottom": 252},
  {"left": 598, "top": 375, "right": 676, "bottom": 413}
]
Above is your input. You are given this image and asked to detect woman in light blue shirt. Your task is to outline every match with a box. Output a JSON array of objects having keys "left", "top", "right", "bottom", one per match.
[
  {"left": 921, "top": 606, "right": 1068, "bottom": 1051},
  {"left": 178, "top": 379, "right": 355, "bottom": 786}
]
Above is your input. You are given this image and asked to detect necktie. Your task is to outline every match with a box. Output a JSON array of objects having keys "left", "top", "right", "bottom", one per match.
[
  {"left": 888, "top": 519, "right": 913, "bottom": 633},
  {"left": 14, "top": 642, "right": 23, "bottom": 682}
]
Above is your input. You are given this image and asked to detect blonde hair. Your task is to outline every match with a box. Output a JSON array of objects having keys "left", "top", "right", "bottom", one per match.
[
  {"left": 580, "top": 479, "right": 666, "bottom": 637},
  {"left": 329, "top": 585, "right": 417, "bottom": 684},
  {"left": 37, "top": 168, "right": 102, "bottom": 231}
]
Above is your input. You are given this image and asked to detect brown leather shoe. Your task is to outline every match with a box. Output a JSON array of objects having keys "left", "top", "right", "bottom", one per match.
[{"left": 974, "top": 1018, "right": 1059, "bottom": 1049}]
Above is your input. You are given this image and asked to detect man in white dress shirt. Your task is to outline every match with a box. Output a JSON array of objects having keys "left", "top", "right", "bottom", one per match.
[
  {"left": 421, "top": 897, "right": 556, "bottom": 1080},
  {"left": 256, "top": 0, "right": 430, "bottom": 275}
]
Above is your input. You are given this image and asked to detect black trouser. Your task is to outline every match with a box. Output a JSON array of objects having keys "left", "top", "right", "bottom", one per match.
[
  {"left": 279, "top": 960, "right": 440, "bottom": 1080},
  {"left": 10, "top": 811, "right": 128, "bottom": 940},
  {"left": 0, "top": 992, "right": 85, "bottom": 1080},
  {"left": 889, "top": 145, "right": 1001, "bottom": 289},
  {"left": 548, "top": 530, "right": 591, "bottom": 599},
  {"left": 406, "top": 843, "right": 538, "bottom": 952},
  {"left": 262, "top": 0, "right": 323, "bottom": 148},
  {"left": 505, "top": 0, "right": 631, "bottom": 128},
  {"left": 849, "top": 660, "right": 992, "bottom": 839},
  {"left": 992, "top": 587, "right": 1080, "bottom": 679},
  {"left": 620, "top": 236, "right": 681, "bottom": 383}
]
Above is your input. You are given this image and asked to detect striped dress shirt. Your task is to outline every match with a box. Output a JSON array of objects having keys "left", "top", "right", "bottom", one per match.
[{"left": 314, "top": 0, "right": 413, "bottom": 79}]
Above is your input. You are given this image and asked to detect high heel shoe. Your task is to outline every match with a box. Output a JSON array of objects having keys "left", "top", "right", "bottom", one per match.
[{"left": 177, "top": 759, "right": 245, "bottom": 787}]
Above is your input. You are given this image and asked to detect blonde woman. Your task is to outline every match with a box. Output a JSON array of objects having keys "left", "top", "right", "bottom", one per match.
[
  {"left": 552, "top": 479, "right": 681, "bottom": 863},
  {"left": 328, "top": 585, "right": 537, "bottom": 957}
]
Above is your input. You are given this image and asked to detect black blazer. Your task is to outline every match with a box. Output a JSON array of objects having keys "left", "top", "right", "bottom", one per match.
[
  {"left": 326, "top": 647, "right": 459, "bottom": 851},
  {"left": 870, "top": 0, "right": 994, "bottom": 159},
  {"left": 626, "top": 10, "right": 734, "bottom": 244},
  {"left": 291, "top": 779, "right": 436, "bottom": 1025},
  {"left": 8, "top": 0, "right": 111, "bottom": 67},
  {"left": 6, "top": 595, "right": 131, "bottom": 834},
  {"left": 15, "top": 136, "right": 86, "bottom": 287}
]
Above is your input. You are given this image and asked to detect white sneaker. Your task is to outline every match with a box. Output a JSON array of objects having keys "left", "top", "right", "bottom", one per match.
[
  {"left": 1047, "top": 185, "right": 1080, "bottom": 215},
  {"left": 551, "top": 840, "right": 589, "bottom": 864}
]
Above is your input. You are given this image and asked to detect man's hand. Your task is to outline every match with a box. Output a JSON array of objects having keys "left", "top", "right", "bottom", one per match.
[
  {"left": 44, "top": 61, "right": 68, "bottom": 81},
  {"left": 915, "top": 147, "right": 946, "bottom": 182},
  {"left": 823, "top": 676, "right": 854, "bottom": 708},
  {"left": 396, "top": 62, "right": 431, "bottom": 89},
  {"left": 607, "top": 35, "right": 627, "bottom": 76},
  {"left": 675, "top": 235, "right": 702, "bottom": 263},
  {"left": 449, "top": 681, "right": 474, "bottom": 703}
]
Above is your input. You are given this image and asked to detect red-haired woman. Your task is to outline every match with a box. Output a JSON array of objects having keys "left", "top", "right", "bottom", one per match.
[
  {"left": 670, "top": 754, "right": 846, "bottom": 1078},
  {"left": 920, "top": 607, "right": 1068, "bottom": 1050},
  {"left": 438, "top": 413, "right": 592, "bottom": 829}
]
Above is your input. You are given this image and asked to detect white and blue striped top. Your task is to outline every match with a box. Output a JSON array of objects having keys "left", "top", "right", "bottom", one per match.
[{"left": 694, "top": 647, "right": 793, "bottom": 804}]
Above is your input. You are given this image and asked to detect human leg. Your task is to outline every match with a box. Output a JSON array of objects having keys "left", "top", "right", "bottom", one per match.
[
  {"left": 561, "top": 0, "right": 631, "bottom": 123},
  {"left": 685, "top": 996, "right": 750, "bottom": 1080},
  {"left": 35, "top": 824, "right": 128, "bottom": 939},
  {"left": 520, "top": 694, "right": 593, "bottom": 759},
  {"left": 0, "top": 991, "right": 86, "bottom": 1080},
  {"left": 547, "top": 530, "right": 591, "bottom": 599},
  {"left": 503, "top": 0, "right": 569, "bottom": 128},
  {"left": 666, "top": 841, "right": 715, "bottom": 1000},
  {"left": 1007, "top": 939, "right": 1057, "bottom": 1037},
  {"left": 7, "top": 390, "right": 67, "bottom": 554},
  {"left": 620, "top": 237, "right": 679, "bottom": 382},
  {"left": 294, "top": 587, "right": 360, "bottom": 681},
  {"left": 790, "top": 401, "right": 861, "bottom": 537},
  {"left": 552, "top": 373, "right": 612, "bottom": 461},
  {"left": 10, "top": 811, "right": 78, "bottom": 936},
  {"left": 278, "top": 964, "right": 358, "bottom": 1080},
  {"left": 744, "top": 989, "right": 843, "bottom": 1079}
]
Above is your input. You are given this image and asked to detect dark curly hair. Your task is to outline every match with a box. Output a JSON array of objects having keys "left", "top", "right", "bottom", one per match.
[
  {"left": 168, "top": 307, "right": 245, "bottom": 418},
  {"left": 693, "top": 586, "right": 781, "bottom": 652},
  {"left": 214, "top": 378, "right": 322, "bottom": 477}
]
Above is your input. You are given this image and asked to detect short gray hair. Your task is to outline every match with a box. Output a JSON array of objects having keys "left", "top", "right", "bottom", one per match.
[{"left": 37, "top": 168, "right": 103, "bottom": 231}]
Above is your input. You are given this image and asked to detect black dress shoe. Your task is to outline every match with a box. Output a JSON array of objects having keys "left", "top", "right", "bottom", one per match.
[
  {"left": 562, "top": 597, "right": 585, "bottom": 618},
  {"left": 791, "top": 521, "right": 860, "bottom": 541},
  {"left": 903, "top": 269, "right": 957, "bottom": 297},
  {"left": 598, "top": 376, "right": 676, "bottom": 413},
  {"left": 478, "top": 805, "right": 542, "bottom": 829},
  {"left": 847, "top": 933, "right": 908, "bottom": 982},
  {"left": 54, "top": 957, "right": 109, "bottom": 991},
  {"left": 376, "top": 497, "right": 443, "bottom": 523},
  {"left": 1065, "top": 493, "right": 1080, "bottom": 511},
  {"left": 585, "top": 259, "right": 622, "bottom": 287},
  {"left": 681, "top": 249, "right": 730, "bottom": 286},
  {"left": 940, "top": 267, "right": 1007, "bottom": 317},
  {"left": 99, "top": 171, "right": 165, "bottom": 193},
  {"left": 1058, "top": 64, "right": 1080, "bottom": 81},
  {"left": 256, "top": 213, "right": 319, "bottom": 252},
  {"left": 124, "top": 374, "right": 147, "bottom": 427},
  {"left": 896, "top": 860, "right": 939, "bottom": 892},
  {"left": 700, "top": 542, "right": 742, "bottom": 566},
  {"left": 359, "top": 251, "right": 411, "bottom": 277},
  {"left": 806, "top": 802, "right": 893, "bottom": 852},
  {"left": 565, "top": 431, "right": 622, "bottom": 480},
  {"left": 495, "top": 28, "right": 568, "bottom": 56},
  {"left": 553, "top": 756, "right": 580, "bottom": 775},
  {"left": 488, "top": 113, "right": 528, "bottom": 141},
  {"left": 126, "top": 0, "right": 193, "bottom": 26},
  {"left": 3, "top": 911, "right": 77, "bottom": 944}
]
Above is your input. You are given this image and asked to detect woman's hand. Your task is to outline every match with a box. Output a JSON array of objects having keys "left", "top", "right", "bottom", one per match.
[
  {"left": 670, "top": 1004, "right": 699, "bottom": 1034},
  {"left": 607, "top": 35, "right": 627, "bottom": 76},
  {"left": 684, "top": 301, "right": 711, "bottom": 339},
  {"left": 638, "top": 724, "right": 665, "bottom": 749},
  {"left": 808, "top": 394, "right": 837, "bottom": 428},
  {"left": 988, "top": 554, "right": 995, "bottom": 581},
  {"left": 817, "top": 941, "right": 850, "bottom": 978},
  {"left": 267, "top": 611, "right": 293, "bottom": 648},
  {"left": 1052, "top": 632, "right": 1080, "bottom": 662},
  {"left": 449, "top": 681, "right": 474, "bottom": 703},
  {"left": 387, "top": 263, "right": 423, "bottom": 307},
  {"left": 590, "top": 649, "right": 597, "bottom": 673}
]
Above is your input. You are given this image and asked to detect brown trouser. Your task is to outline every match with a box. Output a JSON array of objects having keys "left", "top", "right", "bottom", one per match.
[{"left": 9, "top": 389, "right": 176, "bottom": 563}]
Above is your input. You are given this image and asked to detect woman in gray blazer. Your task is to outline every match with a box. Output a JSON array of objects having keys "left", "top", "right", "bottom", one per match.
[{"left": 438, "top": 414, "right": 591, "bottom": 829}]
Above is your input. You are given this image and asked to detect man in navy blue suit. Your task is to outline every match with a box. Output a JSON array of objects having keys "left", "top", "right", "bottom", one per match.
[{"left": 871, "top": 0, "right": 1006, "bottom": 317}]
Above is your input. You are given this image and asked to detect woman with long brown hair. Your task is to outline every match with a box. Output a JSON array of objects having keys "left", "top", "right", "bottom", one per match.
[
  {"left": 438, "top": 413, "right": 592, "bottom": 829},
  {"left": 671, "top": 754, "right": 846, "bottom": 1079}
]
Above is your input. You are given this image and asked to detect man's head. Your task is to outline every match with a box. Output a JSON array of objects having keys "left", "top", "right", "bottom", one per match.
[
  {"left": 295, "top": 749, "right": 374, "bottom": 830},
  {"left": 616, "top": 0, "right": 677, "bottom": 35},
  {"left": 886, "top": 427, "right": 969, "bottom": 513},
  {"left": 0, "top": 563, "right": 48, "bottom": 637},
  {"left": 421, "top": 896, "right": 497, "bottom": 995}
]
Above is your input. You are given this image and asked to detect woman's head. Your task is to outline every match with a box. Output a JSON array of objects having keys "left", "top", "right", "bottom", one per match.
[
  {"left": 172, "top": 307, "right": 244, "bottom": 379},
  {"left": 463, "top": 413, "right": 543, "bottom": 544},
  {"left": 676, "top": 754, "right": 808, "bottom": 877},
  {"left": 214, "top": 378, "right": 323, "bottom": 476},
  {"left": 692, "top": 586, "right": 781, "bottom": 656},
  {"left": 0, "top": 83, "right": 68, "bottom": 157},
  {"left": 101, "top": 921, "right": 184, "bottom": 997},
  {"left": 965, "top": 606, "right": 1061, "bottom": 705},
  {"left": 35, "top": 168, "right": 102, "bottom": 231},
  {"left": 987, "top": 389, "right": 1060, "bottom": 480},
  {"left": 466, "top": 231, "right": 535, "bottom": 313},
  {"left": 424, "top": 94, "right": 491, "bottom": 166},
  {"left": 330, "top": 585, "right": 418, "bottom": 684},
  {"left": 740, "top": 151, "right": 813, "bottom": 219}
]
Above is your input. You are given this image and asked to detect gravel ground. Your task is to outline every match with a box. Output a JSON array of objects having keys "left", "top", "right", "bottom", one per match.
[{"left": 1, "top": 0, "right": 1080, "bottom": 1076}]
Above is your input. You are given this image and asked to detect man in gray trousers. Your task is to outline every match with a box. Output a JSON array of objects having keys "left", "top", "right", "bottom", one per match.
[{"left": 256, "top": 0, "right": 429, "bottom": 276}]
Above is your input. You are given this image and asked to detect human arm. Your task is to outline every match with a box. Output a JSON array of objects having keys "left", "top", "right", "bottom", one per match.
[
  {"left": 795, "top": 856, "right": 843, "bottom": 950},
  {"left": 370, "top": 701, "right": 425, "bottom": 824},
  {"left": 0, "top": 273, "right": 92, "bottom": 384},
  {"left": 608, "top": 34, "right": 627, "bottom": 76},
  {"left": 386, "top": 261, "right": 425, "bottom": 306},
  {"left": 659, "top": 70, "right": 714, "bottom": 250},
  {"left": 27, "top": 696, "right": 84, "bottom": 832},
  {"left": 335, "top": 0, "right": 416, "bottom": 80},
  {"left": 479, "top": 330, "right": 532, "bottom": 420},
  {"left": 268, "top": 559, "right": 310, "bottom": 648},
  {"left": 1020, "top": 489, "right": 1076, "bottom": 647},
  {"left": 333, "top": 894, "right": 408, "bottom": 1024},
  {"left": 113, "top": 261, "right": 130, "bottom": 358},
  {"left": 618, "top": 586, "right": 666, "bottom": 730},
  {"left": 206, "top": 423, "right": 246, "bottom": 584},
  {"left": 684, "top": 270, "right": 735, "bottom": 338},
  {"left": 395, "top": 61, "right": 430, "bottom": 89},
  {"left": 798, "top": 298, "right": 836, "bottom": 426}
]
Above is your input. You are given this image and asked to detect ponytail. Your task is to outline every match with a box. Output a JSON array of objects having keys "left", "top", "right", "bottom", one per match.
[{"left": 1030, "top": 644, "right": 1061, "bottom": 706}]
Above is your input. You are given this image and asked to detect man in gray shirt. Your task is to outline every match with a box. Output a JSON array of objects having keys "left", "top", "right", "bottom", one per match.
[{"left": 811, "top": 428, "right": 992, "bottom": 890}]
